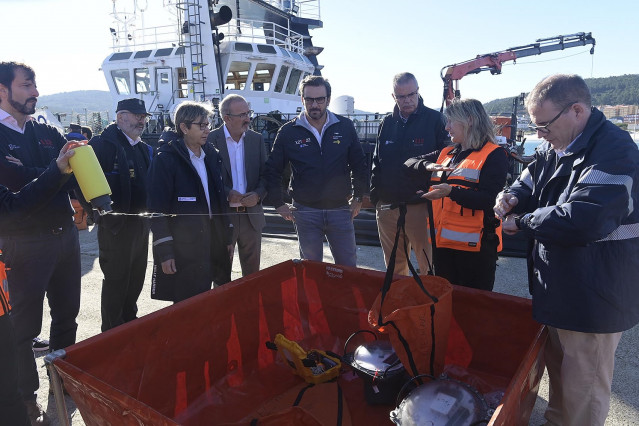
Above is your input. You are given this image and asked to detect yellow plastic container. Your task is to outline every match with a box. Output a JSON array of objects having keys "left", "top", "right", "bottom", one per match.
[{"left": 68, "top": 144, "right": 112, "bottom": 213}]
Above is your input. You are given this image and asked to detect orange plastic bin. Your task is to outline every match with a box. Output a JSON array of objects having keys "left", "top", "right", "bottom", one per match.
[{"left": 47, "top": 260, "right": 546, "bottom": 425}]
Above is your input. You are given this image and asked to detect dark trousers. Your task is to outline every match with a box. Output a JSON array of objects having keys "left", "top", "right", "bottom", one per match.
[
  {"left": 98, "top": 216, "right": 150, "bottom": 332},
  {"left": 435, "top": 233, "right": 499, "bottom": 291},
  {"left": 229, "top": 212, "right": 262, "bottom": 276},
  {"left": 2, "top": 225, "right": 81, "bottom": 399},
  {"left": 0, "top": 314, "right": 29, "bottom": 426}
]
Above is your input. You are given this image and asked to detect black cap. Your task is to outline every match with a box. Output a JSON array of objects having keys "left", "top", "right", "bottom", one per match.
[{"left": 116, "top": 98, "right": 150, "bottom": 115}]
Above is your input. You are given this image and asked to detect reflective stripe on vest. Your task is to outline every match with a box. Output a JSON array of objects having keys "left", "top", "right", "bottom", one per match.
[
  {"left": 431, "top": 142, "right": 502, "bottom": 252},
  {"left": 0, "top": 255, "right": 9, "bottom": 316}
]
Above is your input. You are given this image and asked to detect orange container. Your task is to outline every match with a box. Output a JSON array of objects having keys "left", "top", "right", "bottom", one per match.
[
  {"left": 51, "top": 260, "right": 546, "bottom": 425},
  {"left": 493, "top": 116, "right": 513, "bottom": 138}
]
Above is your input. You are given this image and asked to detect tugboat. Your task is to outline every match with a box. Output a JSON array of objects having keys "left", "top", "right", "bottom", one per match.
[{"left": 101, "top": 0, "right": 323, "bottom": 133}]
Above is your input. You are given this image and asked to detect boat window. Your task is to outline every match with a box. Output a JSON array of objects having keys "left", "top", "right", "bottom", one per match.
[
  {"left": 289, "top": 51, "right": 303, "bottom": 62},
  {"left": 274, "top": 65, "right": 289, "bottom": 93},
  {"left": 278, "top": 47, "right": 291, "bottom": 57},
  {"left": 155, "top": 48, "right": 174, "bottom": 57},
  {"left": 111, "top": 69, "right": 131, "bottom": 95},
  {"left": 256, "top": 44, "right": 277, "bottom": 54},
  {"left": 175, "top": 46, "right": 186, "bottom": 55},
  {"left": 225, "top": 61, "right": 251, "bottom": 90},
  {"left": 234, "top": 43, "right": 253, "bottom": 52},
  {"left": 297, "top": 72, "right": 309, "bottom": 95},
  {"left": 253, "top": 63, "right": 276, "bottom": 91},
  {"left": 177, "top": 67, "right": 188, "bottom": 98},
  {"left": 109, "top": 52, "right": 132, "bottom": 61},
  {"left": 134, "top": 50, "right": 153, "bottom": 59},
  {"left": 285, "top": 69, "right": 303, "bottom": 94},
  {"left": 134, "top": 68, "right": 151, "bottom": 93}
]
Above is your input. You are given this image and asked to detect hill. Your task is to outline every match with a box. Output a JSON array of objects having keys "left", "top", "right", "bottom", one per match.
[
  {"left": 484, "top": 74, "right": 639, "bottom": 114},
  {"left": 37, "top": 90, "right": 112, "bottom": 113}
]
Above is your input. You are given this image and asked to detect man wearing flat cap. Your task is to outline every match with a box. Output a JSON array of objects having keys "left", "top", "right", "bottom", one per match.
[
  {"left": 89, "top": 98, "right": 153, "bottom": 331},
  {"left": 65, "top": 123, "right": 86, "bottom": 142}
]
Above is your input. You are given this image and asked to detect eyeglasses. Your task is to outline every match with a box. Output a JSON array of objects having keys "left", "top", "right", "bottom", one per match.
[
  {"left": 529, "top": 102, "right": 576, "bottom": 133},
  {"left": 394, "top": 90, "right": 419, "bottom": 101},
  {"left": 122, "top": 111, "right": 150, "bottom": 122},
  {"left": 226, "top": 110, "right": 253, "bottom": 119},
  {"left": 190, "top": 121, "right": 212, "bottom": 131},
  {"left": 303, "top": 96, "right": 327, "bottom": 105}
]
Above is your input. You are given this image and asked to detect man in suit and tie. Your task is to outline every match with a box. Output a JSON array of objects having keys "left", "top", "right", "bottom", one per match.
[{"left": 209, "top": 95, "right": 267, "bottom": 276}]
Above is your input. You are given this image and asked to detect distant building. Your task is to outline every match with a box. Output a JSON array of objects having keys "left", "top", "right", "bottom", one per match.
[{"left": 599, "top": 104, "right": 639, "bottom": 120}]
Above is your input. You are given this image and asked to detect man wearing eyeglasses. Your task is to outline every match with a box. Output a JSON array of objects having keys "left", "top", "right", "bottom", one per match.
[
  {"left": 89, "top": 98, "right": 153, "bottom": 332},
  {"left": 371, "top": 72, "right": 448, "bottom": 276},
  {"left": 265, "top": 75, "right": 367, "bottom": 267},
  {"left": 209, "top": 94, "right": 267, "bottom": 276},
  {"left": 495, "top": 74, "right": 639, "bottom": 426}
]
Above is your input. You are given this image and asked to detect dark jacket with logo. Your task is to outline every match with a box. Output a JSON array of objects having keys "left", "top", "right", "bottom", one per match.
[
  {"left": 89, "top": 122, "right": 153, "bottom": 233},
  {"left": 147, "top": 130, "right": 232, "bottom": 295},
  {"left": 0, "top": 120, "right": 75, "bottom": 235},
  {"left": 265, "top": 111, "right": 367, "bottom": 209},
  {"left": 371, "top": 98, "right": 448, "bottom": 205},
  {"left": 507, "top": 108, "right": 639, "bottom": 333}
]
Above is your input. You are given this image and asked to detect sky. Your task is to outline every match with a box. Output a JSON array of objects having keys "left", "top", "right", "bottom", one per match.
[{"left": 2, "top": 0, "right": 638, "bottom": 113}]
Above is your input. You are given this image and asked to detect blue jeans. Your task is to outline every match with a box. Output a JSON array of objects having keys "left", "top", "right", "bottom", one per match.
[{"left": 292, "top": 202, "right": 357, "bottom": 267}]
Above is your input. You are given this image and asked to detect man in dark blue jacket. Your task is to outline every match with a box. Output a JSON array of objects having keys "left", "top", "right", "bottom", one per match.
[
  {"left": 495, "top": 74, "right": 639, "bottom": 426},
  {"left": 90, "top": 98, "right": 153, "bottom": 332},
  {"left": 371, "top": 72, "right": 448, "bottom": 276},
  {"left": 265, "top": 76, "right": 367, "bottom": 267},
  {"left": 0, "top": 61, "right": 81, "bottom": 425},
  {"left": 0, "top": 142, "right": 76, "bottom": 426}
]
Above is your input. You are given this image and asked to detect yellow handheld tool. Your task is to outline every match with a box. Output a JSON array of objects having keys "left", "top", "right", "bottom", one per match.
[{"left": 268, "top": 334, "right": 342, "bottom": 384}]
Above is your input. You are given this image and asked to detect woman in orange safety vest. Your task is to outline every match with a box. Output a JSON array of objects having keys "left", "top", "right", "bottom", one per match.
[{"left": 404, "top": 98, "right": 508, "bottom": 290}]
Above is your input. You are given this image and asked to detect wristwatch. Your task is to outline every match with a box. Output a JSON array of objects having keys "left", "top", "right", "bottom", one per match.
[
  {"left": 352, "top": 196, "right": 362, "bottom": 203},
  {"left": 514, "top": 215, "right": 522, "bottom": 230}
]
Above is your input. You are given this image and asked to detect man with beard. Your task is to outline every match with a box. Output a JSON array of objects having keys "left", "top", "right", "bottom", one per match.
[
  {"left": 371, "top": 72, "right": 448, "bottom": 276},
  {"left": 209, "top": 95, "right": 267, "bottom": 276},
  {"left": 265, "top": 76, "right": 367, "bottom": 266},
  {"left": 0, "top": 61, "right": 81, "bottom": 425},
  {"left": 89, "top": 99, "right": 153, "bottom": 332}
]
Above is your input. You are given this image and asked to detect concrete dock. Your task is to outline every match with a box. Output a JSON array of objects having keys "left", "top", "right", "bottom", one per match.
[{"left": 35, "top": 226, "right": 638, "bottom": 425}]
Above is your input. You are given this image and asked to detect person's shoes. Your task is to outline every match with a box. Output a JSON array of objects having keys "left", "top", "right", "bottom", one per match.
[
  {"left": 24, "top": 399, "right": 51, "bottom": 425},
  {"left": 32, "top": 337, "right": 50, "bottom": 352}
]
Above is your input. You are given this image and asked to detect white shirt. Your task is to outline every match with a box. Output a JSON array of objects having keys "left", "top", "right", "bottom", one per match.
[
  {"left": 118, "top": 127, "right": 142, "bottom": 146},
  {"left": 300, "top": 113, "right": 329, "bottom": 146},
  {"left": 189, "top": 149, "right": 211, "bottom": 217},
  {"left": 223, "top": 125, "right": 247, "bottom": 207},
  {"left": 0, "top": 107, "right": 29, "bottom": 134}
]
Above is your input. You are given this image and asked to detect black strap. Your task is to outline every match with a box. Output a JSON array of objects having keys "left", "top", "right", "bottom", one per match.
[
  {"left": 292, "top": 383, "right": 314, "bottom": 406},
  {"left": 377, "top": 202, "right": 438, "bottom": 377},
  {"left": 335, "top": 382, "right": 343, "bottom": 426}
]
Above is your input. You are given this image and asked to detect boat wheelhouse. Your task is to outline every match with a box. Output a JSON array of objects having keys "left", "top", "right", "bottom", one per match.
[{"left": 101, "top": 0, "right": 323, "bottom": 130}]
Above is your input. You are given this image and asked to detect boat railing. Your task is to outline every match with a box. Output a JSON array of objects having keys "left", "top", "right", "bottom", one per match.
[
  {"left": 219, "top": 18, "right": 306, "bottom": 54},
  {"left": 110, "top": 18, "right": 307, "bottom": 55},
  {"left": 110, "top": 24, "right": 180, "bottom": 52},
  {"left": 261, "top": 0, "right": 321, "bottom": 21}
]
